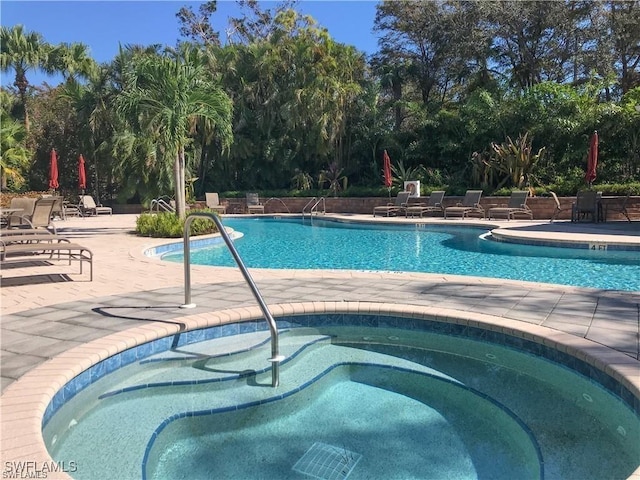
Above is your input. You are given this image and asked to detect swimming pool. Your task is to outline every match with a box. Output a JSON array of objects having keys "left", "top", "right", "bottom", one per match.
[
  {"left": 160, "top": 217, "right": 640, "bottom": 291},
  {"left": 42, "top": 313, "right": 640, "bottom": 480}
]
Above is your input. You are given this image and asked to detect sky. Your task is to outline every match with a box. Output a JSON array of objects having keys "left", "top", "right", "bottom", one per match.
[{"left": 1, "top": 0, "right": 380, "bottom": 87}]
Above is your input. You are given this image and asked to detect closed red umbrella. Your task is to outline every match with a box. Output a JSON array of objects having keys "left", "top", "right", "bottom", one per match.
[
  {"left": 383, "top": 149, "right": 393, "bottom": 198},
  {"left": 48, "top": 148, "right": 59, "bottom": 190},
  {"left": 585, "top": 131, "right": 598, "bottom": 187},
  {"left": 78, "top": 154, "right": 87, "bottom": 193}
]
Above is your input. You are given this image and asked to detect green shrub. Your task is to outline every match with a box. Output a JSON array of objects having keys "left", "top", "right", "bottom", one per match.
[{"left": 135, "top": 210, "right": 219, "bottom": 238}]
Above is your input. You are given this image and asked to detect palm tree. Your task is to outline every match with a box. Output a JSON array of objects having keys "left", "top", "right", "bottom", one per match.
[
  {"left": 48, "top": 42, "right": 98, "bottom": 83},
  {"left": 0, "top": 25, "right": 50, "bottom": 133},
  {"left": 116, "top": 53, "right": 233, "bottom": 218}
]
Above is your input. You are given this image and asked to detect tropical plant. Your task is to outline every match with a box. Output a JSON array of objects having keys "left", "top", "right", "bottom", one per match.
[
  {"left": 291, "top": 169, "right": 314, "bottom": 190},
  {"left": 135, "top": 210, "right": 218, "bottom": 238},
  {"left": 116, "top": 51, "right": 233, "bottom": 219},
  {"left": 490, "top": 132, "right": 546, "bottom": 190},
  {"left": 48, "top": 42, "right": 97, "bottom": 83},
  {"left": 0, "top": 115, "right": 31, "bottom": 190},
  {"left": 0, "top": 25, "right": 51, "bottom": 133},
  {"left": 318, "top": 162, "right": 347, "bottom": 196},
  {"left": 390, "top": 159, "right": 426, "bottom": 190}
]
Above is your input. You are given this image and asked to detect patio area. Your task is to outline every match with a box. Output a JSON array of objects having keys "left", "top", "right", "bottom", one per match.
[{"left": 1, "top": 213, "right": 639, "bottom": 478}]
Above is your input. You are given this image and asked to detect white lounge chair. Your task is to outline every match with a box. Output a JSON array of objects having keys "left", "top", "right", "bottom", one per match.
[
  {"left": 205, "top": 193, "right": 227, "bottom": 214},
  {"left": 80, "top": 195, "right": 112, "bottom": 216}
]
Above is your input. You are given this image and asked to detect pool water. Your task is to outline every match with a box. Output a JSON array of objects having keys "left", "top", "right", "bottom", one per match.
[
  {"left": 43, "top": 321, "right": 640, "bottom": 480},
  {"left": 161, "top": 218, "right": 640, "bottom": 291}
]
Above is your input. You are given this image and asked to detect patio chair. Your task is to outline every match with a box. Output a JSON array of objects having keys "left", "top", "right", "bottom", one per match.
[
  {"left": 604, "top": 193, "right": 631, "bottom": 222},
  {"left": 8, "top": 197, "right": 58, "bottom": 233},
  {"left": 487, "top": 191, "right": 533, "bottom": 220},
  {"left": 373, "top": 191, "right": 411, "bottom": 217},
  {"left": 572, "top": 190, "right": 599, "bottom": 222},
  {"left": 5, "top": 197, "right": 37, "bottom": 228},
  {"left": 444, "top": 190, "right": 484, "bottom": 219},
  {"left": 205, "top": 192, "right": 227, "bottom": 214},
  {"left": 246, "top": 193, "right": 265, "bottom": 214},
  {"left": 405, "top": 191, "right": 445, "bottom": 218},
  {"left": 80, "top": 195, "right": 112, "bottom": 216},
  {"left": 50, "top": 195, "right": 66, "bottom": 220},
  {"left": 0, "top": 238, "right": 93, "bottom": 281}
]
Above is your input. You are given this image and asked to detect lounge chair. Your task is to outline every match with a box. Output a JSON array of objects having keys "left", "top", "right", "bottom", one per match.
[
  {"left": 572, "top": 190, "right": 599, "bottom": 222},
  {"left": 80, "top": 195, "right": 112, "bottom": 216},
  {"left": 246, "top": 193, "right": 265, "bottom": 214},
  {"left": 487, "top": 191, "right": 533, "bottom": 220},
  {"left": 0, "top": 239, "right": 93, "bottom": 281},
  {"left": 50, "top": 195, "right": 66, "bottom": 220},
  {"left": 6, "top": 197, "right": 58, "bottom": 233},
  {"left": 405, "top": 191, "right": 445, "bottom": 218},
  {"left": 604, "top": 193, "right": 631, "bottom": 222},
  {"left": 205, "top": 193, "right": 227, "bottom": 214},
  {"left": 444, "top": 190, "right": 484, "bottom": 219},
  {"left": 373, "top": 191, "right": 411, "bottom": 217},
  {"left": 0, "top": 229, "right": 68, "bottom": 245},
  {"left": 5, "top": 197, "right": 37, "bottom": 228}
]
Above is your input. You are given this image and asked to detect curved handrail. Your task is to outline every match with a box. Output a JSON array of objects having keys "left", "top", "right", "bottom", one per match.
[
  {"left": 302, "top": 197, "right": 317, "bottom": 216},
  {"left": 149, "top": 197, "right": 175, "bottom": 214},
  {"left": 264, "top": 197, "right": 291, "bottom": 213},
  {"left": 182, "top": 212, "right": 282, "bottom": 388},
  {"left": 311, "top": 197, "right": 326, "bottom": 215}
]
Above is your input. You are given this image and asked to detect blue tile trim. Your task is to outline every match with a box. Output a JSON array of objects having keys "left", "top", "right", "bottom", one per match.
[
  {"left": 97, "top": 335, "right": 332, "bottom": 400},
  {"left": 41, "top": 314, "right": 640, "bottom": 430},
  {"left": 144, "top": 233, "right": 241, "bottom": 258}
]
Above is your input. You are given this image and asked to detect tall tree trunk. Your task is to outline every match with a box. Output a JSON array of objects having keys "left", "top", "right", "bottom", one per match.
[{"left": 15, "top": 77, "right": 30, "bottom": 136}]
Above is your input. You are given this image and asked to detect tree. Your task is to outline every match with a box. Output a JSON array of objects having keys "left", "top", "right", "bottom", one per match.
[
  {"left": 0, "top": 25, "right": 51, "bottom": 133},
  {"left": 116, "top": 53, "right": 233, "bottom": 219},
  {"left": 176, "top": 1, "right": 221, "bottom": 46},
  {"left": 48, "top": 42, "right": 97, "bottom": 83},
  {"left": 0, "top": 90, "right": 31, "bottom": 190}
]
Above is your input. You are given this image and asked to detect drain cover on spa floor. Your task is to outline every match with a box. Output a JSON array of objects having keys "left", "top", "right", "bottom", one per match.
[{"left": 292, "top": 442, "right": 362, "bottom": 480}]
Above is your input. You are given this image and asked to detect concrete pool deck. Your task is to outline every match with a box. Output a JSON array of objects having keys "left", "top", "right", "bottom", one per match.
[{"left": 1, "top": 213, "right": 639, "bottom": 478}]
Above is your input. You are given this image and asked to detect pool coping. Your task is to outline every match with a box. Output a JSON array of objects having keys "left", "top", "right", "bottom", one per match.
[{"left": 1, "top": 302, "right": 639, "bottom": 479}]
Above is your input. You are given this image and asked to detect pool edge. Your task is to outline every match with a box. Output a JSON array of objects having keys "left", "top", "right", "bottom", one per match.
[{"left": 1, "top": 301, "right": 639, "bottom": 480}]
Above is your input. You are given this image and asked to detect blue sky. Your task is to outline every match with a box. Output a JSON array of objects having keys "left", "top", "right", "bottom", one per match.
[{"left": 1, "top": 1, "right": 380, "bottom": 86}]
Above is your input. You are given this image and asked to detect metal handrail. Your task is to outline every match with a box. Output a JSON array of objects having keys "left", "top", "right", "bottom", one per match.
[
  {"left": 311, "top": 197, "right": 326, "bottom": 215},
  {"left": 182, "top": 212, "right": 282, "bottom": 388},
  {"left": 302, "top": 197, "right": 317, "bottom": 217},
  {"left": 264, "top": 197, "right": 291, "bottom": 213},
  {"left": 150, "top": 197, "right": 175, "bottom": 214}
]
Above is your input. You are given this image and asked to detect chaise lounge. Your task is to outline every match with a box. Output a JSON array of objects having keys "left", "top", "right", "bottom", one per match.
[
  {"left": 80, "top": 195, "right": 112, "bottom": 216},
  {"left": 444, "top": 190, "right": 484, "bottom": 219},
  {"left": 487, "top": 191, "right": 533, "bottom": 220},
  {"left": 373, "top": 191, "right": 411, "bottom": 217},
  {"left": 205, "top": 193, "right": 227, "bottom": 214},
  {"left": 405, "top": 191, "right": 445, "bottom": 218},
  {"left": 0, "top": 236, "right": 93, "bottom": 281},
  {"left": 246, "top": 193, "right": 265, "bottom": 214}
]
